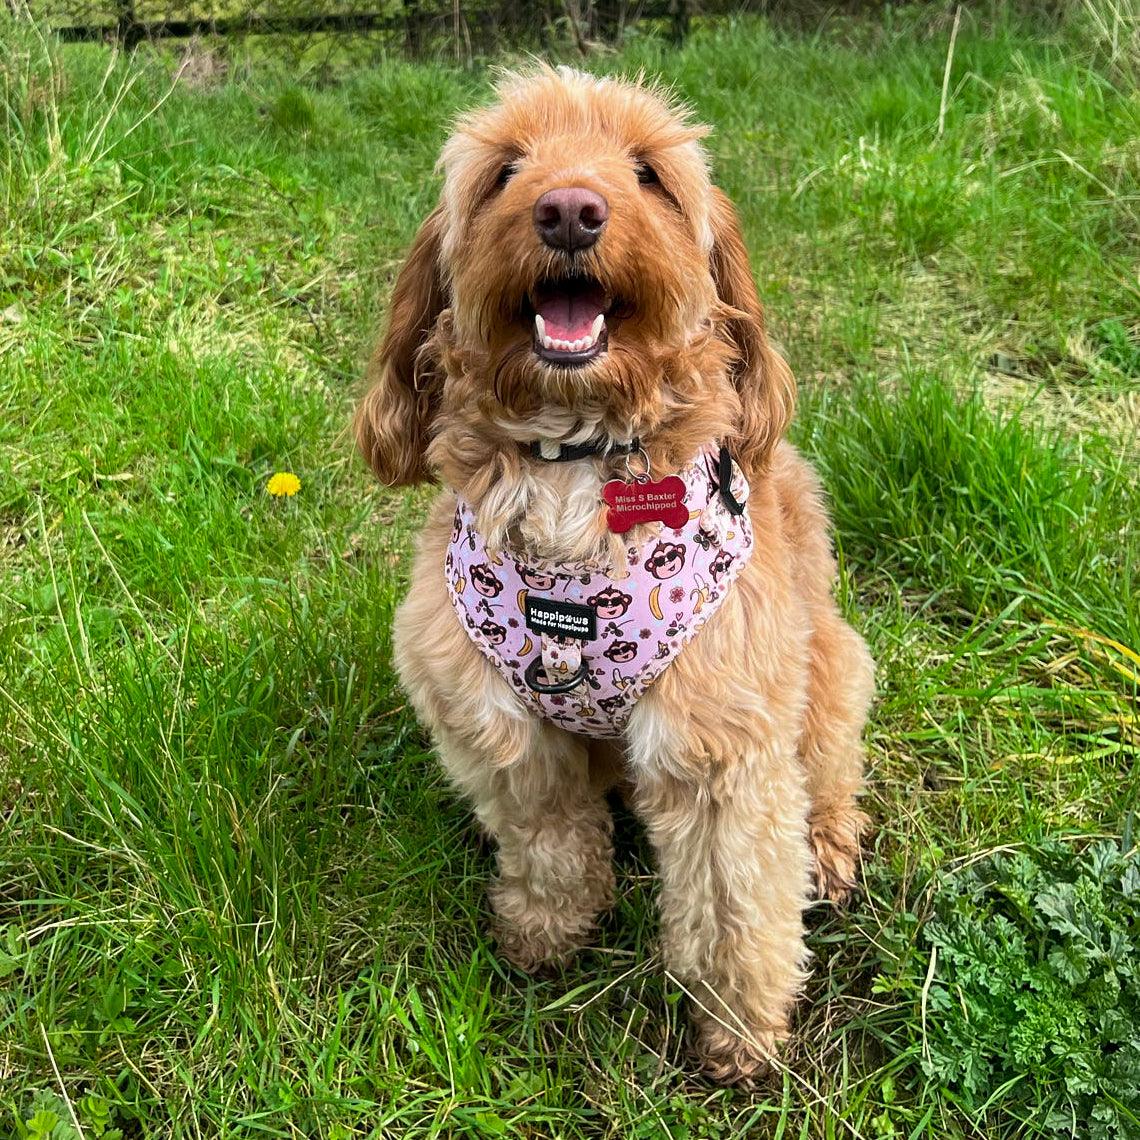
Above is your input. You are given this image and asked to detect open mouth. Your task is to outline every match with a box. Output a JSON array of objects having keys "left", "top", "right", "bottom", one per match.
[{"left": 529, "top": 277, "right": 611, "bottom": 366}]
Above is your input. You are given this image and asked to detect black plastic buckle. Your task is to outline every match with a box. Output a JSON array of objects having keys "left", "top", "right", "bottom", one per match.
[
  {"left": 529, "top": 437, "right": 641, "bottom": 463},
  {"left": 717, "top": 446, "right": 746, "bottom": 517},
  {"left": 523, "top": 656, "right": 590, "bottom": 694}
]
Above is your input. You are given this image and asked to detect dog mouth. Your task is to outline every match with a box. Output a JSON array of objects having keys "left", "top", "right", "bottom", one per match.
[{"left": 528, "top": 277, "right": 612, "bottom": 366}]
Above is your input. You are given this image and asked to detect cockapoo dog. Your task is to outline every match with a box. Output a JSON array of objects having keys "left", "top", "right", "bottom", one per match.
[{"left": 356, "top": 66, "right": 874, "bottom": 1083}]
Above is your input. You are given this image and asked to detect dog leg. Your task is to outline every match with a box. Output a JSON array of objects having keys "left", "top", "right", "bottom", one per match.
[
  {"left": 436, "top": 724, "right": 616, "bottom": 973},
  {"left": 392, "top": 507, "right": 616, "bottom": 971},
  {"left": 630, "top": 752, "right": 812, "bottom": 1084},
  {"left": 800, "top": 612, "right": 875, "bottom": 904}
]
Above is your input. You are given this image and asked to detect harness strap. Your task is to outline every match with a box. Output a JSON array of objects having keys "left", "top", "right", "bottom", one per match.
[{"left": 717, "top": 445, "right": 747, "bottom": 516}]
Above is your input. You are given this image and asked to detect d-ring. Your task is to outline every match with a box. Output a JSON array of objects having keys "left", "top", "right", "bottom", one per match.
[
  {"left": 623, "top": 445, "right": 652, "bottom": 484},
  {"left": 524, "top": 656, "right": 590, "bottom": 694}
]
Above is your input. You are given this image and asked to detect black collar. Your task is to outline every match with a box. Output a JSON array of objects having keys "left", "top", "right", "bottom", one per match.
[
  {"left": 526, "top": 438, "right": 746, "bottom": 517},
  {"left": 527, "top": 437, "right": 641, "bottom": 462}
]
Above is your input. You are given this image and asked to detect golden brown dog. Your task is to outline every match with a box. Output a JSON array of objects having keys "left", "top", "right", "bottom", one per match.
[{"left": 356, "top": 66, "right": 874, "bottom": 1083}]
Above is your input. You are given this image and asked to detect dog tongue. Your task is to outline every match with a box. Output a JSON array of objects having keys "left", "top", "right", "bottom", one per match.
[{"left": 534, "top": 282, "right": 608, "bottom": 341}]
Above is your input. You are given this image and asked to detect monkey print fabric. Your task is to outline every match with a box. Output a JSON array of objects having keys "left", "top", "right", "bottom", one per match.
[{"left": 444, "top": 448, "right": 753, "bottom": 737}]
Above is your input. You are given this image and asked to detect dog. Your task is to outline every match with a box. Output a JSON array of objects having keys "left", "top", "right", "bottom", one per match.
[{"left": 355, "top": 66, "right": 874, "bottom": 1083}]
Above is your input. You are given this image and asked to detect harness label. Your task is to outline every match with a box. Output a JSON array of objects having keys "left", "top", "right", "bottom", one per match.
[{"left": 524, "top": 596, "right": 597, "bottom": 641}]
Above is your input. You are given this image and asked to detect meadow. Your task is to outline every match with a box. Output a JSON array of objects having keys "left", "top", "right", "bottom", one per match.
[{"left": 1, "top": 4, "right": 1138, "bottom": 1137}]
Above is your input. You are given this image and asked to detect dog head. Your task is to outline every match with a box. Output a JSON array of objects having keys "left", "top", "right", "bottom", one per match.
[{"left": 356, "top": 66, "right": 794, "bottom": 489}]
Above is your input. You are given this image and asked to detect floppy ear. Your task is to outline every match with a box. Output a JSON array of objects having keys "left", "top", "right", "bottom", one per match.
[
  {"left": 709, "top": 187, "right": 795, "bottom": 476},
  {"left": 355, "top": 206, "right": 448, "bottom": 486}
]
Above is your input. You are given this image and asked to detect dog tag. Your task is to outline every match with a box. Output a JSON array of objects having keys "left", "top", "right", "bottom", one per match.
[{"left": 602, "top": 476, "right": 688, "bottom": 534}]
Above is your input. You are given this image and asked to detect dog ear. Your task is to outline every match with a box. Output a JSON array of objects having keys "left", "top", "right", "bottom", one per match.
[
  {"left": 709, "top": 188, "right": 795, "bottom": 475},
  {"left": 355, "top": 206, "right": 448, "bottom": 486}
]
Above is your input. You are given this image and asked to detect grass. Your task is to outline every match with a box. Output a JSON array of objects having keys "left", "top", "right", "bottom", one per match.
[{"left": 1, "top": 4, "right": 1138, "bottom": 1137}]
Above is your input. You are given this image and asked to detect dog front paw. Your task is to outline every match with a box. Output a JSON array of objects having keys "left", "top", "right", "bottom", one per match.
[
  {"left": 809, "top": 806, "right": 870, "bottom": 906},
  {"left": 487, "top": 862, "right": 612, "bottom": 974},
  {"left": 491, "top": 917, "right": 584, "bottom": 975},
  {"left": 692, "top": 1018, "right": 784, "bottom": 1086}
]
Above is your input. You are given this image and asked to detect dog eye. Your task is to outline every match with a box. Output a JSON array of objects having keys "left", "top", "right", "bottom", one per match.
[
  {"left": 635, "top": 161, "right": 659, "bottom": 186},
  {"left": 494, "top": 162, "right": 516, "bottom": 190}
]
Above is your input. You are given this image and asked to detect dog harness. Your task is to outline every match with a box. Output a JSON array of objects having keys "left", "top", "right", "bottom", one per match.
[{"left": 444, "top": 446, "right": 753, "bottom": 737}]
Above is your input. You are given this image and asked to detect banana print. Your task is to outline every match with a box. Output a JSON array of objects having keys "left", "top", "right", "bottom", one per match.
[
  {"left": 649, "top": 584, "right": 664, "bottom": 621},
  {"left": 689, "top": 573, "right": 711, "bottom": 614}
]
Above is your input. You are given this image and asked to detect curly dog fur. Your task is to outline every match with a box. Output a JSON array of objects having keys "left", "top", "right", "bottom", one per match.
[{"left": 355, "top": 66, "right": 874, "bottom": 1083}]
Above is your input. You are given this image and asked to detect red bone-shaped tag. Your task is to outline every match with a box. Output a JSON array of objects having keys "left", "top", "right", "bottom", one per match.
[{"left": 602, "top": 476, "right": 688, "bottom": 534}]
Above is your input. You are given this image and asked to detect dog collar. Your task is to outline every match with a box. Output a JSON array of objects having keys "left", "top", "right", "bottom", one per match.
[
  {"left": 527, "top": 437, "right": 641, "bottom": 462},
  {"left": 525, "top": 440, "right": 745, "bottom": 517}
]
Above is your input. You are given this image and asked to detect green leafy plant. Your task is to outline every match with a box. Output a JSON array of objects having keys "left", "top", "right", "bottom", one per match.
[
  {"left": 23, "top": 1108, "right": 63, "bottom": 1140},
  {"left": 873, "top": 830, "right": 1140, "bottom": 1139},
  {"left": 10, "top": 1091, "right": 124, "bottom": 1140}
]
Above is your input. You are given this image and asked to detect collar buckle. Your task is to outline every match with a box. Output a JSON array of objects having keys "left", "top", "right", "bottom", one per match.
[{"left": 528, "top": 437, "right": 641, "bottom": 463}]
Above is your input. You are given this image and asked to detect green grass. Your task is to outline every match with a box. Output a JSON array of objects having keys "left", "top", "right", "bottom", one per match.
[{"left": 1, "top": 5, "right": 1138, "bottom": 1137}]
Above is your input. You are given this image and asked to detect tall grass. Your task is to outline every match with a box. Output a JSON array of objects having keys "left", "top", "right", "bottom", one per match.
[{"left": 1, "top": 6, "right": 1137, "bottom": 1137}]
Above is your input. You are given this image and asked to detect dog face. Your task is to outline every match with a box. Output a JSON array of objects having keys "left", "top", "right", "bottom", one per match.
[
  {"left": 438, "top": 70, "right": 717, "bottom": 403},
  {"left": 356, "top": 67, "right": 795, "bottom": 492}
]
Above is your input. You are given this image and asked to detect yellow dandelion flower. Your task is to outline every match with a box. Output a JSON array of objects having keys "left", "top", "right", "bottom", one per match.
[{"left": 266, "top": 471, "right": 301, "bottom": 497}]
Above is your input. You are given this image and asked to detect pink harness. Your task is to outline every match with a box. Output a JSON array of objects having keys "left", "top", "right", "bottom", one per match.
[{"left": 444, "top": 447, "right": 753, "bottom": 737}]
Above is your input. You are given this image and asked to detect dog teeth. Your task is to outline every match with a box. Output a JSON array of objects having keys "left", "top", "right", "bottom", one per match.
[{"left": 534, "top": 313, "right": 607, "bottom": 355}]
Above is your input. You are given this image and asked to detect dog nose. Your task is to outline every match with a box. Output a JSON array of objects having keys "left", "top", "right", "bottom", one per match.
[{"left": 533, "top": 187, "right": 608, "bottom": 252}]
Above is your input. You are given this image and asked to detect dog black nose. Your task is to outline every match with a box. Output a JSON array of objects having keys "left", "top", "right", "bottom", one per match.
[{"left": 533, "top": 187, "right": 609, "bottom": 252}]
